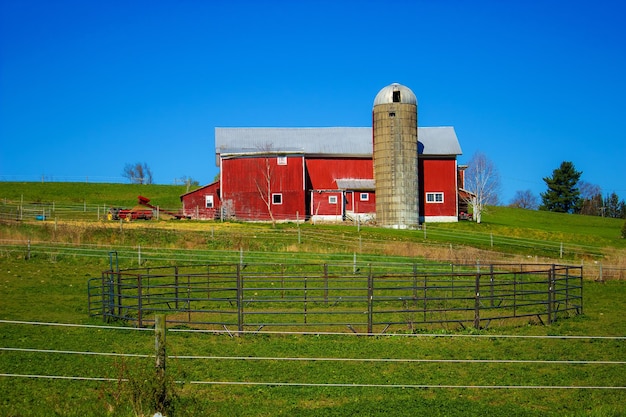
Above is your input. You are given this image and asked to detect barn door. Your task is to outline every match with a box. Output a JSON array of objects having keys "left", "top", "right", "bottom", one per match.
[{"left": 345, "top": 191, "right": 354, "bottom": 212}]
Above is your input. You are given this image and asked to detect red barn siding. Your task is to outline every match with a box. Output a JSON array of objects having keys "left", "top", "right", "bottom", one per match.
[
  {"left": 311, "top": 191, "right": 344, "bottom": 219},
  {"left": 306, "top": 158, "right": 372, "bottom": 189},
  {"left": 345, "top": 191, "right": 376, "bottom": 214},
  {"left": 419, "top": 158, "right": 458, "bottom": 219},
  {"left": 221, "top": 155, "right": 306, "bottom": 221},
  {"left": 180, "top": 181, "right": 221, "bottom": 220}
]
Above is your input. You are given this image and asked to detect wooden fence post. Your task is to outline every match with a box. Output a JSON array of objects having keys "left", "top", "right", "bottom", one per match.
[{"left": 155, "top": 314, "right": 167, "bottom": 414}]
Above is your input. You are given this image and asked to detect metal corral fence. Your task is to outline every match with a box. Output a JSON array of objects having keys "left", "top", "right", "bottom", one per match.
[{"left": 88, "top": 261, "right": 583, "bottom": 333}]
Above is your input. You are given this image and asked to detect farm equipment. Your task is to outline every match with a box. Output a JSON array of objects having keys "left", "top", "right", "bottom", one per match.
[
  {"left": 107, "top": 206, "right": 153, "bottom": 221},
  {"left": 107, "top": 196, "right": 188, "bottom": 221},
  {"left": 137, "top": 196, "right": 189, "bottom": 219}
]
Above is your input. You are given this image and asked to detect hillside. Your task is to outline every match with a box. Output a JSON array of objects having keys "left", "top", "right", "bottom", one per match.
[
  {"left": 0, "top": 182, "right": 624, "bottom": 270},
  {"left": 0, "top": 181, "right": 191, "bottom": 208}
]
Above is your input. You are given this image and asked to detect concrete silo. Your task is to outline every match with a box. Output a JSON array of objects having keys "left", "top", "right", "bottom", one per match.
[{"left": 372, "top": 83, "right": 419, "bottom": 228}]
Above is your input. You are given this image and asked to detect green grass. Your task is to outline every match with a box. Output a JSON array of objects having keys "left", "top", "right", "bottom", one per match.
[
  {"left": 456, "top": 206, "right": 622, "bottom": 243},
  {"left": 0, "top": 181, "right": 191, "bottom": 208},
  {"left": 1, "top": 253, "right": 625, "bottom": 416},
  {"left": 1, "top": 182, "right": 625, "bottom": 415}
]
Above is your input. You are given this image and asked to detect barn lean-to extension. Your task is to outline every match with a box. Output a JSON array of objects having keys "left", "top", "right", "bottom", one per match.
[{"left": 181, "top": 83, "right": 469, "bottom": 225}]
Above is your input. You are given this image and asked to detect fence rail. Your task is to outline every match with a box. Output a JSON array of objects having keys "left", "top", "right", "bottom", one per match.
[{"left": 88, "top": 262, "right": 583, "bottom": 333}]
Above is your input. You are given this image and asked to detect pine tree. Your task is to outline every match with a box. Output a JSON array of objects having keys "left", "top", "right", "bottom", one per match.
[
  {"left": 539, "top": 161, "right": 582, "bottom": 213},
  {"left": 604, "top": 192, "right": 625, "bottom": 218}
]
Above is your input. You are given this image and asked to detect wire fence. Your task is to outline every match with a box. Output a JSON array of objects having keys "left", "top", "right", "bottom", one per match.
[
  {"left": 0, "top": 200, "right": 183, "bottom": 222},
  {"left": 1, "top": 198, "right": 622, "bottom": 263},
  {"left": 1, "top": 237, "right": 624, "bottom": 281},
  {"left": 1, "top": 320, "right": 625, "bottom": 390}
]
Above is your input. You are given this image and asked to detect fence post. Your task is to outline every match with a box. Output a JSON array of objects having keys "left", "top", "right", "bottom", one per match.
[
  {"left": 324, "top": 263, "right": 328, "bottom": 304},
  {"left": 304, "top": 275, "right": 308, "bottom": 324},
  {"left": 547, "top": 265, "right": 555, "bottom": 324},
  {"left": 237, "top": 263, "right": 243, "bottom": 333},
  {"left": 154, "top": 314, "right": 167, "bottom": 415},
  {"left": 565, "top": 265, "right": 570, "bottom": 311},
  {"left": 175, "top": 266, "right": 180, "bottom": 310},
  {"left": 490, "top": 264, "right": 494, "bottom": 307},
  {"left": 579, "top": 266, "right": 584, "bottom": 315},
  {"left": 474, "top": 272, "right": 480, "bottom": 329},
  {"left": 297, "top": 211, "right": 301, "bottom": 244},
  {"left": 367, "top": 264, "right": 373, "bottom": 334},
  {"left": 513, "top": 272, "right": 517, "bottom": 317},
  {"left": 412, "top": 263, "right": 418, "bottom": 308},
  {"left": 137, "top": 274, "right": 143, "bottom": 328}
]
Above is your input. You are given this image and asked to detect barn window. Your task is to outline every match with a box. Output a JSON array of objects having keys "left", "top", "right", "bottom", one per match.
[
  {"left": 388, "top": 112, "right": 395, "bottom": 118},
  {"left": 277, "top": 156, "right": 287, "bottom": 165},
  {"left": 393, "top": 90, "right": 401, "bottom": 102},
  {"left": 426, "top": 192, "right": 444, "bottom": 203},
  {"left": 205, "top": 195, "right": 214, "bottom": 208},
  {"left": 360, "top": 192, "right": 369, "bottom": 201},
  {"left": 272, "top": 193, "right": 283, "bottom": 205},
  {"left": 328, "top": 195, "right": 338, "bottom": 204}
]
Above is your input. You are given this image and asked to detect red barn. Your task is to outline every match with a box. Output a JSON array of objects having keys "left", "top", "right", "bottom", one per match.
[{"left": 181, "top": 126, "right": 464, "bottom": 223}]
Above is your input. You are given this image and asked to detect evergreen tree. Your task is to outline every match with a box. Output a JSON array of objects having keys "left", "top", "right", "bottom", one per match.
[
  {"left": 604, "top": 192, "right": 626, "bottom": 218},
  {"left": 539, "top": 161, "right": 582, "bottom": 213}
]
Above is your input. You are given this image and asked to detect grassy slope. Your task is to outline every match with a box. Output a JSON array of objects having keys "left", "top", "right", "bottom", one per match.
[
  {"left": 0, "top": 182, "right": 191, "bottom": 208},
  {"left": 431, "top": 206, "right": 624, "bottom": 246}
]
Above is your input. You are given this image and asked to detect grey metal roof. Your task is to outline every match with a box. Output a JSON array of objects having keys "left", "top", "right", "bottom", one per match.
[
  {"left": 418, "top": 126, "right": 463, "bottom": 155},
  {"left": 336, "top": 179, "right": 376, "bottom": 190},
  {"left": 216, "top": 127, "right": 372, "bottom": 156},
  {"left": 373, "top": 83, "right": 417, "bottom": 106},
  {"left": 215, "top": 126, "right": 461, "bottom": 157}
]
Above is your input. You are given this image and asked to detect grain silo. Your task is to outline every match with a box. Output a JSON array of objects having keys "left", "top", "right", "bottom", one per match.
[{"left": 372, "top": 83, "right": 419, "bottom": 228}]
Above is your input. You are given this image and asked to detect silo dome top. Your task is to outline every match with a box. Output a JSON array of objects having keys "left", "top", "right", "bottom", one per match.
[{"left": 373, "top": 83, "right": 417, "bottom": 107}]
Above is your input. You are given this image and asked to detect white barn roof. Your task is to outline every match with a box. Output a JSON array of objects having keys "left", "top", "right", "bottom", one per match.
[{"left": 215, "top": 126, "right": 461, "bottom": 158}]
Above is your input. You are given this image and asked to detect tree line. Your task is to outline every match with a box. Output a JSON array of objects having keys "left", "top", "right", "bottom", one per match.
[
  {"left": 462, "top": 154, "right": 625, "bottom": 227},
  {"left": 510, "top": 161, "right": 626, "bottom": 219}
]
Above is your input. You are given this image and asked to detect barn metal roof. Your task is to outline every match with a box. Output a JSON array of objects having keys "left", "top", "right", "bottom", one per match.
[
  {"left": 215, "top": 126, "right": 461, "bottom": 158},
  {"left": 336, "top": 179, "right": 376, "bottom": 190}
]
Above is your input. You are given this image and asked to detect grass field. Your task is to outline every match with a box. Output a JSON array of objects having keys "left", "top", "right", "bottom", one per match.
[
  {"left": 0, "top": 254, "right": 624, "bottom": 416},
  {"left": 1, "top": 182, "right": 625, "bottom": 416}
]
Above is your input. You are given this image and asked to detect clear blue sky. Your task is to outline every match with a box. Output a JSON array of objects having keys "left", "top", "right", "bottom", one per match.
[{"left": 1, "top": 0, "right": 625, "bottom": 204}]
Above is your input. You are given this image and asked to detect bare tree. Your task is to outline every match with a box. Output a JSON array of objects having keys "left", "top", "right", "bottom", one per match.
[
  {"left": 462, "top": 152, "right": 501, "bottom": 223},
  {"left": 175, "top": 176, "right": 200, "bottom": 192},
  {"left": 510, "top": 190, "right": 538, "bottom": 210},
  {"left": 254, "top": 144, "right": 276, "bottom": 226},
  {"left": 577, "top": 181, "right": 602, "bottom": 215},
  {"left": 122, "top": 162, "right": 153, "bottom": 184}
]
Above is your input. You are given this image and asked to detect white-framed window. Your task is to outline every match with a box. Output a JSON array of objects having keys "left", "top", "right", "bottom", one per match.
[
  {"left": 328, "top": 195, "right": 338, "bottom": 204},
  {"left": 205, "top": 195, "right": 214, "bottom": 208},
  {"left": 426, "top": 192, "right": 444, "bottom": 203},
  {"left": 277, "top": 156, "right": 287, "bottom": 165},
  {"left": 360, "top": 192, "right": 369, "bottom": 201},
  {"left": 272, "top": 193, "right": 283, "bottom": 205}
]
